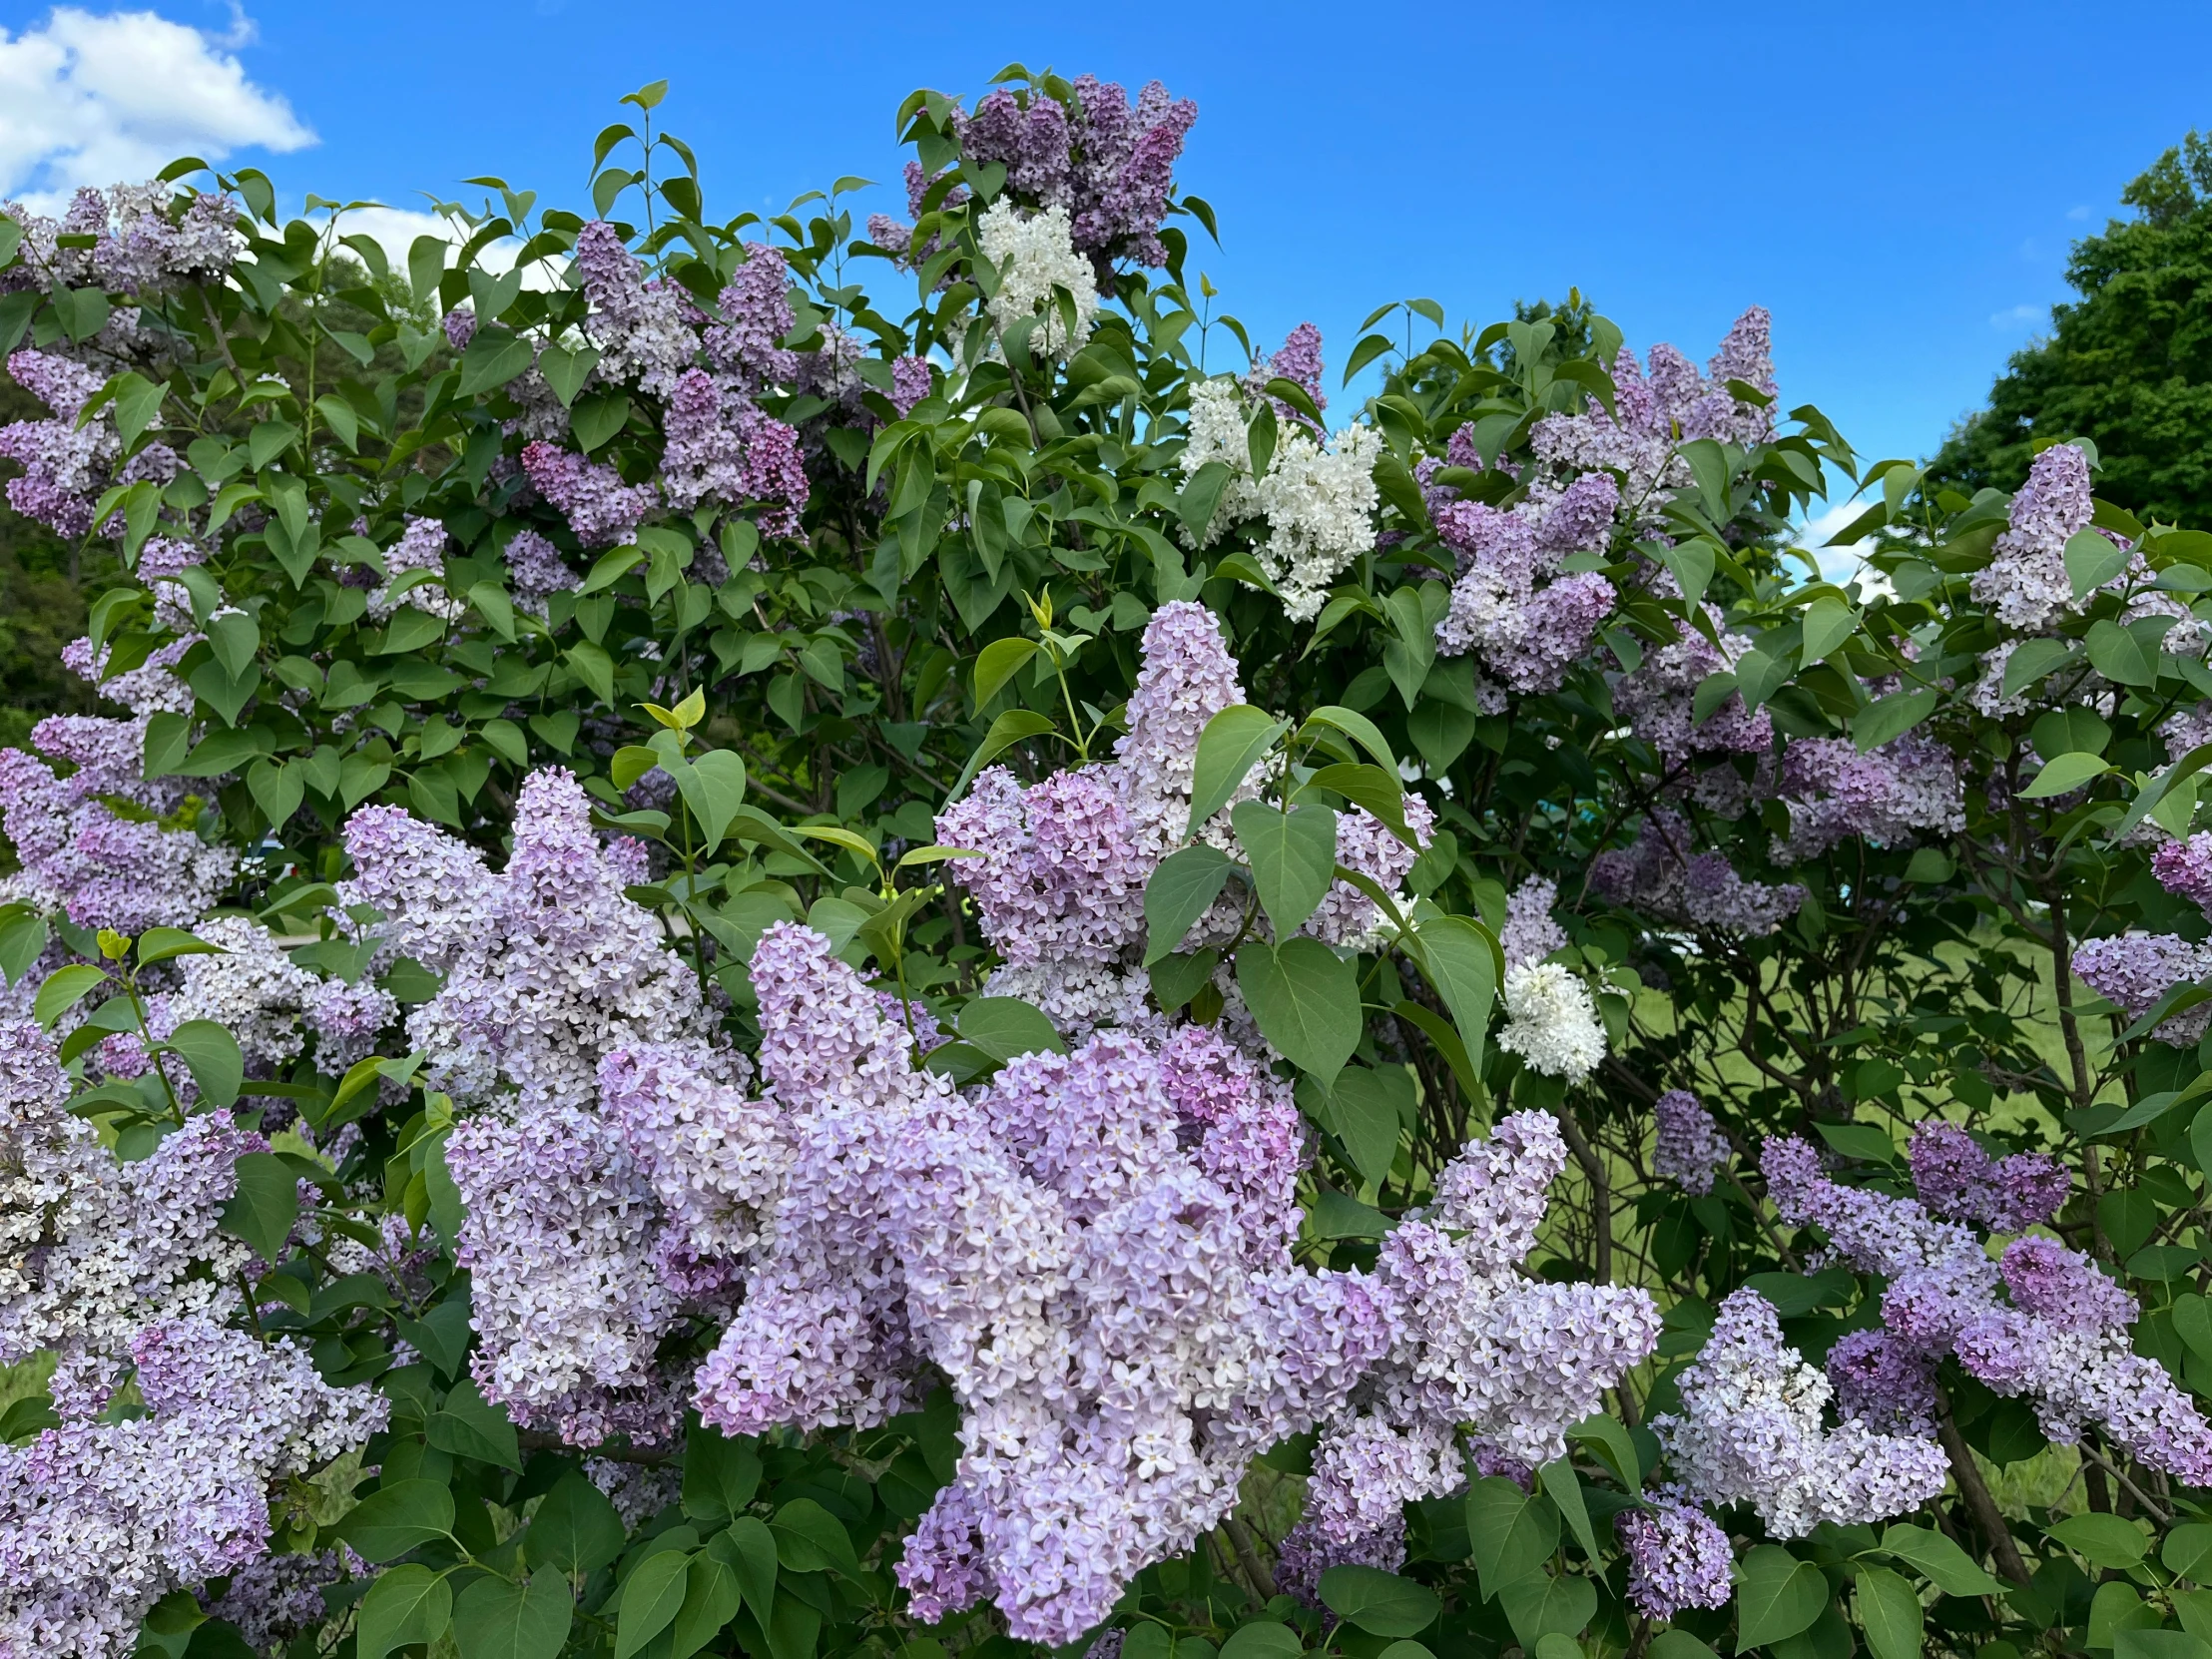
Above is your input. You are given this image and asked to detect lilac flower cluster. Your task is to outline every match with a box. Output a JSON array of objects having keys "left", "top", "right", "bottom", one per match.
[
  {"left": 2153, "top": 831, "right": 2212, "bottom": 918},
  {"left": 1653, "top": 1089, "right": 1730, "bottom": 1196},
  {"left": 0, "top": 1022, "right": 261, "bottom": 1364},
  {"left": 1528, "top": 307, "right": 1777, "bottom": 522},
  {"left": 2073, "top": 932, "right": 2212, "bottom": 1046},
  {"left": 1906, "top": 1123, "right": 2066, "bottom": 1232},
  {"left": 1247, "top": 322, "right": 1327, "bottom": 422},
  {"left": 1762, "top": 1133, "right": 2212, "bottom": 1484},
  {"left": 1431, "top": 472, "right": 1620, "bottom": 693},
  {"left": 0, "top": 1316, "right": 384, "bottom": 1659},
  {"left": 2, "top": 183, "right": 239, "bottom": 296},
  {"left": 1587, "top": 811, "right": 1805, "bottom": 938},
  {"left": 1499, "top": 875, "right": 1568, "bottom": 968},
  {"left": 939, "top": 602, "right": 1426, "bottom": 1034},
  {"left": 1617, "top": 1490, "right": 1734, "bottom": 1618},
  {"left": 1613, "top": 604, "right": 1774, "bottom": 762},
  {"left": 1654, "top": 1287, "right": 1950, "bottom": 1537},
  {"left": 1970, "top": 443, "right": 2092, "bottom": 633},
  {"left": 366, "top": 514, "right": 460, "bottom": 622},
  {"left": 1302, "top": 1113, "right": 1659, "bottom": 1541},
  {"left": 927, "top": 76, "right": 1198, "bottom": 274},
  {"left": 502, "top": 526, "right": 580, "bottom": 612},
  {"left": 1773, "top": 734, "right": 1964, "bottom": 861},
  {"left": 1274, "top": 1512, "right": 1404, "bottom": 1607},
  {"left": 0, "top": 349, "right": 119, "bottom": 537},
  {"left": 520, "top": 439, "right": 660, "bottom": 547},
  {"left": 0, "top": 653, "right": 238, "bottom": 940},
  {"left": 662, "top": 368, "right": 810, "bottom": 536}
]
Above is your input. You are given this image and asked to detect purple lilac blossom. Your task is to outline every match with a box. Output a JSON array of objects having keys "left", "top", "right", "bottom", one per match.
[
  {"left": 1274, "top": 1513, "right": 1405, "bottom": 1608},
  {"left": 503, "top": 527, "right": 579, "bottom": 608},
  {"left": 1303, "top": 1113, "right": 1659, "bottom": 1543},
  {"left": 2153, "top": 831, "right": 2212, "bottom": 919},
  {"left": 1586, "top": 811, "right": 1804, "bottom": 938},
  {"left": 703, "top": 243, "right": 799, "bottom": 390},
  {"left": 1500, "top": 875, "right": 1569, "bottom": 968},
  {"left": 0, "top": 1317, "right": 384, "bottom": 1659},
  {"left": 1432, "top": 479, "right": 1621, "bottom": 694},
  {"left": 1824, "top": 1329, "right": 1939, "bottom": 1435},
  {"left": 1653, "top": 1090, "right": 1729, "bottom": 1196},
  {"left": 1773, "top": 734, "right": 1964, "bottom": 862},
  {"left": 660, "top": 367, "right": 810, "bottom": 536},
  {"left": 1907, "top": 1123, "right": 2066, "bottom": 1232},
  {"left": 889, "top": 354, "right": 933, "bottom": 416},
  {"left": 1612, "top": 604, "right": 1773, "bottom": 759},
  {"left": 1653, "top": 1288, "right": 1949, "bottom": 1537},
  {"left": 520, "top": 440, "right": 659, "bottom": 547},
  {"left": 1617, "top": 1491, "right": 1734, "bottom": 1618},
  {"left": 442, "top": 306, "right": 477, "bottom": 351},
  {"left": 2073, "top": 932, "right": 2212, "bottom": 1046},
  {"left": 2, "top": 184, "right": 238, "bottom": 296},
  {"left": 0, "top": 348, "right": 115, "bottom": 536},
  {"left": 573, "top": 219, "right": 702, "bottom": 396},
  {"left": 1247, "top": 322, "right": 1327, "bottom": 422}
]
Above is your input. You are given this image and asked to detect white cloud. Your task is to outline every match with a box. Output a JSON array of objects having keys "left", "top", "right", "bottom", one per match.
[
  {"left": 1989, "top": 301, "right": 2044, "bottom": 329},
  {"left": 1793, "top": 496, "right": 1894, "bottom": 598},
  {"left": 0, "top": 7, "right": 312, "bottom": 212}
]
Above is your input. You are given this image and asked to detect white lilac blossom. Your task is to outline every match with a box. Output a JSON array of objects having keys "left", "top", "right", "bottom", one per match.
[
  {"left": 1652, "top": 1090, "right": 1730, "bottom": 1196},
  {"left": 1500, "top": 875, "right": 1568, "bottom": 968},
  {"left": 1303, "top": 1113, "right": 1659, "bottom": 1540},
  {"left": 1763, "top": 1134, "right": 2212, "bottom": 1484},
  {"left": 2073, "top": 932, "right": 2212, "bottom": 1047},
  {"left": 1616, "top": 1490, "right": 1734, "bottom": 1619},
  {"left": 1773, "top": 734, "right": 1964, "bottom": 862},
  {"left": 1587, "top": 812, "right": 1806, "bottom": 938},
  {"left": 0, "top": 1317, "right": 385, "bottom": 1659},
  {"left": 1653, "top": 1287, "right": 1949, "bottom": 1538},
  {"left": 1177, "top": 375, "right": 1382, "bottom": 623},
  {"left": 149, "top": 915, "right": 319, "bottom": 1074},
  {"left": 1495, "top": 961, "right": 1606, "bottom": 1083},
  {"left": 0, "top": 1023, "right": 260, "bottom": 1364},
  {"left": 687, "top": 924, "right": 1384, "bottom": 1645},
  {"left": 976, "top": 200, "right": 1099, "bottom": 357}
]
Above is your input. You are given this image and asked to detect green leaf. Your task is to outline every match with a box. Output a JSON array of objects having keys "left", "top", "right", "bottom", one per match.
[
  {"left": 770, "top": 1498, "right": 858, "bottom": 1577},
  {"left": 1219, "top": 1622, "right": 1304, "bottom": 1659},
  {"left": 1876, "top": 1524, "right": 2003, "bottom": 1595},
  {"left": 1466, "top": 1475, "right": 1559, "bottom": 1593},
  {"left": 2066, "top": 526, "right": 2130, "bottom": 597},
  {"left": 2047, "top": 1512, "right": 2148, "bottom": 1568},
  {"left": 1539, "top": 1460, "right": 1598, "bottom": 1563},
  {"left": 1813, "top": 1122, "right": 1897, "bottom": 1164},
  {"left": 537, "top": 342, "right": 602, "bottom": 407},
  {"left": 1854, "top": 1566, "right": 1924, "bottom": 1659},
  {"left": 955, "top": 996, "right": 1067, "bottom": 1061},
  {"left": 357, "top": 1565, "right": 453, "bottom": 1659},
  {"left": 1305, "top": 704, "right": 1398, "bottom": 773},
  {"left": 527, "top": 1473, "right": 627, "bottom": 1575},
  {"left": 1735, "top": 1545, "right": 1828, "bottom": 1648},
  {"left": 2003, "top": 637, "right": 2075, "bottom": 699},
  {"left": 1495, "top": 1574, "right": 1598, "bottom": 1648},
  {"left": 571, "top": 390, "right": 632, "bottom": 452},
  {"left": 453, "top": 1564, "right": 573, "bottom": 1659},
  {"left": 456, "top": 328, "right": 535, "bottom": 398},
  {"left": 1651, "top": 1633, "right": 1721, "bottom": 1659},
  {"left": 682, "top": 1419, "right": 763, "bottom": 1523},
  {"left": 1853, "top": 687, "right": 1937, "bottom": 753},
  {"left": 2087, "top": 618, "right": 2159, "bottom": 687},
  {"left": 337, "top": 1478, "right": 457, "bottom": 1562},
  {"left": 719, "top": 1516, "right": 778, "bottom": 1625},
  {"left": 1565, "top": 1413, "right": 1640, "bottom": 1489},
  {"left": 1319, "top": 1565, "right": 1440, "bottom": 1637},
  {"left": 1327, "top": 1065, "right": 1410, "bottom": 1188},
  {"left": 1307, "top": 763, "right": 1412, "bottom": 845},
  {"left": 1178, "top": 458, "right": 1235, "bottom": 539},
  {"left": 428, "top": 1379, "right": 521, "bottom": 1469},
  {"left": 2116, "top": 1633, "right": 2212, "bottom": 1659},
  {"left": 220, "top": 1151, "right": 299, "bottom": 1263},
  {"left": 136, "top": 926, "right": 222, "bottom": 966},
  {"left": 1382, "top": 587, "right": 1435, "bottom": 711},
  {"left": 615, "top": 1550, "right": 693, "bottom": 1659},
  {"left": 1143, "top": 843, "right": 1233, "bottom": 966},
  {"left": 1187, "top": 705, "right": 1288, "bottom": 836},
  {"left": 247, "top": 758, "right": 303, "bottom": 829},
  {"left": 1411, "top": 915, "right": 1499, "bottom": 1059},
  {"left": 2165, "top": 1523, "right": 2212, "bottom": 1583},
  {"left": 971, "top": 636, "right": 1040, "bottom": 712},
  {"left": 671, "top": 1548, "right": 748, "bottom": 1658},
  {"left": 2020, "top": 752, "right": 2111, "bottom": 798},
  {"left": 167, "top": 1018, "right": 244, "bottom": 1107},
  {"left": 1310, "top": 1186, "right": 1389, "bottom": 1239},
  {"left": 0, "top": 913, "right": 47, "bottom": 987},
  {"left": 674, "top": 749, "right": 749, "bottom": 850},
  {"left": 2030, "top": 706, "right": 2111, "bottom": 758},
  {"left": 1232, "top": 800, "right": 1338, "bottom": 935},
  {"left": 946, "top": 709, "right": 1056, "bottom": 803},
  {"left": 34, "top": 962, "right": 107, "bottom": 1028},
  {"left": 1801, "top": 597, "right": 1857, "bottom": 662},
  {"left": 1237, "top": 936, "right": 1361, "bottom": 1087}
]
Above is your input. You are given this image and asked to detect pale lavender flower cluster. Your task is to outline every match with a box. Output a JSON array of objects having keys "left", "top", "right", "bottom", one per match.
[
  {"left": 0, "top": 1022, "right": 262, "bottom": 1365},
  {"left": 1587, "top": 811, "right": 1805, "bottom": 938},
  {"left": 2, "top": 183, "right": 239, "bottom": 296},
  {"left": 1653, "top": 1089, "right": 1729, "bottom": 1196},
  {"left": 1527, "top": 307, "right": 1777, "bottom": 521},
  {"left": 575, "top": 218, "right": 703, "bottom": 397},
  {"left": 1653, "top": 1286, "right": 1949, "bottom": 1538},
  {"left": 666, "top": 923, "right": 1382, "bottom": 1644},
  {"left": 0, "top": 1316, "right": 384, "bottom": 1659},
  {"left": 1613, "top": 603, "right": 1773, "bottom": 761},
  {"left": 1274, "top": 1512, "right": 1404, "bottom": 1608},
  {"left": 2153, "top": 831, "right": 2212, "bottom": 918},
  {"left": 1432, "top": 472, "right": 1619, "bottom": 694},
  {"left": 0, "top": 348, "right": 117, "bottom": 537},
  {"left": 662, "top": 368, "right": 810, "bottom": 536},
  {"left": 1500, "top": 875, "right": 1568, "bottom": 968},
  {"left": 2073, "top": 932, "right": 2212, "bottom": 1046},
  {"left": 1302, "top": 1113, "right": 1659, "bottom": 1541},
  {"left": 1773, "top": 734, "right": 1964, "bottom": 861},
  {"left": 1763, "top": 1133, "right": 2212, "bottom": 1484},
  {"left": 1970, "top": 442, "right": 2092, "bottom": 632},
  {"left": 502, "top": 526, "right": 579, "bottom": 611},
  {"left": 366, "top": 514, "right": 460, "bottom": 622},
  {"left": 1247, "top": 321, "right": 1327, "bottom": 422},
  {"left": 520, "top": 439, "right": 659, "bottom": 547},
  {"left": 200, "top": 1547, "right": 357, "bottom": 1655},
  {"left": 1823, "top": 1329, "right": 1939, "bottom": 1436},
  {"left": 1906, "top": 1123, "right": 2066, "bottom": 1233},
  {"left": 702, "top": 243, "right": 800, "bottom": 390},
  {"left": 890, "top": 354, "right": 933, "bottom": 415},
  {"left": 1616, "top": 1490, "right": 1734, "bottom": 1618},
  {"left": 0, "top": 666, "right": 238, "bottom": 939}
]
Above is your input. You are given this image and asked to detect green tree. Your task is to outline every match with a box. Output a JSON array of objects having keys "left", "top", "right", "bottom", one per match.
[{"left": 1929, "top": 128, "right": 2212, "bottom": 521}]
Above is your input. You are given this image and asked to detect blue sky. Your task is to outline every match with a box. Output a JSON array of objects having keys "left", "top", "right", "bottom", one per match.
[{"left": 4, "top": 0, "right": 2210, "bottom": 508}]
